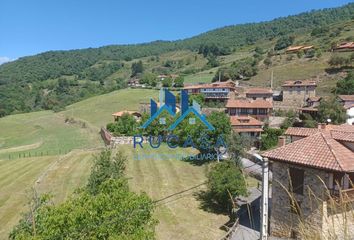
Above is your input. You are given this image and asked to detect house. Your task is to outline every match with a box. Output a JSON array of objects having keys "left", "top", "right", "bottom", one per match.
[
  {"left": 245, "top": 87, "right": 273, "bottom": 102},
  {"left": 226, "top": 99, "right": 273, "bottom": 121},
  {"left": 333, "top": 42, "right": 354, "bottom": 52},
  {"left": 128, "top": 78, "right": 141, "bottom": 87},
  {"left": 298, "top": 96, "right": 322, "bottom": 117},
  {"left": 337, "top": 95, "right": 354, "bottom": 125},
  {"left": 285, "top": 45, "right": 313, "bottom": 54},
  {"left": 263, "top": 123, "right": 354, "bottom": 238},
  {"left": 281, "top": 80, "right": 317, "bottom": 106},
  {"left": 183, "top": 81, "right": 237, "bottom": 101},
  {"left": 157, "top": 74, "right": 179, "bottom": 81},
  {"left": 338, "top": 95, "right": 354, "bottom": 108},
  {"left": 112, "top": 110, "right": 142, "bottom": 121},
  {"left": 230, "top": 116, "right": 263, "bottom": 138}
]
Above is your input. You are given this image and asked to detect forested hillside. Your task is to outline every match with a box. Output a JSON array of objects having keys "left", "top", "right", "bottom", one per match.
[{"left": 0, "top": 2, "right": 353, "bottom": 116}]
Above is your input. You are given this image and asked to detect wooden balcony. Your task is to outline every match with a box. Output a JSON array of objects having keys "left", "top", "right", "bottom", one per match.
[{"left": 330, "top": 188, "right": 354, "bottom": 203}]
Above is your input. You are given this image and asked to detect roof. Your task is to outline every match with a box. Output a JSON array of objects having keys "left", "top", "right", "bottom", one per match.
[
  {"left": 245, "top": 87, "right": 273, "bottom": 95},
  {"left": 286, "top": 46, "right": 304, "bottom": 51},
  {"left": 285, "top": 124, "right": 354, "bottom": 137},
  {"left": 335, "top": 42, "right": 354, "bottom": 50},
  {"left": 307, "top": 96, "right": 322, "bottom": 102},
  {"left": 338, "top": 95, "right": 354, "bottom": 102},
  {"left": 298, "top": 107, "right": 318, "bottom": 112},
  {"left": 183, "top": 81, "right": 236, "bottom": 90},
  {"left": 262, "top": 131, "right": 354, "bottom": 172},
  {"left": 226, "top": 99, "right": 273, "bottom": 109},
  {"left": 282, "top": 80, "right": 317, "bottom": 87},
  {"left": 286, "top": 45, "right": 313, "bottom": 52},
  {"left": 112, "top": 110, "right": 141, "bottom": 117},
  {"left": 230, "top": 116, "right": 263, "bottom": 126}
]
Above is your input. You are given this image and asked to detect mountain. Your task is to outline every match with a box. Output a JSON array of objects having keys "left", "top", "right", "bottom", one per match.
[{"left": 0, "top": 3, "right": 353, "bottom": 117}]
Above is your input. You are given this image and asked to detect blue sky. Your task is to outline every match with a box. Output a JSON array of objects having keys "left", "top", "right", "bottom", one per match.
[{"left": 0, "top": 0, "right": 353, "bottom": 63}]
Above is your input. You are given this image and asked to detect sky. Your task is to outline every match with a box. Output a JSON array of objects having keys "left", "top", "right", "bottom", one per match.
[{"left": 0, "top": 0, "right": 353, "bottom": 63}]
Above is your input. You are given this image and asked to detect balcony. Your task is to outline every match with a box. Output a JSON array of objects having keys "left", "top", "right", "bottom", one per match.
[{"left": 330, "top": 188, "right": 354, "bottom": 203}]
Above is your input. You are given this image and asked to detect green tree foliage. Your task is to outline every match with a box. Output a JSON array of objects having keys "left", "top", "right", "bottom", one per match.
[
  {"left": 87, "top": 150, "right": 127, "bottom": 194},
  {"left": 131, "top": 61, "right": 144, "bottom": 77},
  {"left": 198, "top": 44, "right": 231, "bottom": 57},
  {"left": 263, "top": 57, "right": 272, "bottom": 68},
  {"left": 162, "top": 77, "right": 173, "bottom": 87},
  {"left": 226, "top": 132, "right": 251, "bottom": 166},
  {"left": 317, "top": 98, "right": 347, "bottom": 124},
  {"left": 274, "top": 35, "right": 295, "bottom": 51},
  {"left": 10, "top": 150, "right": 157, "bottom": 240},
  {"left": 213, "top": 57, "right": 258, "bottom": 81},
  {"left": 173, "top": 76, "right": 184, "bottom": 87},
  {"left": 106, "top": 113, "right": 138, "bottom": 136},
  {"left": 336, "top": 71, "right": 354, "bottom": 94},
  {"left": 206, "top": 160, "right": 247, "bottom": 209},
  {"left": 188, "top": 94, "right": 204, "bottom": 106},
  {"left": 260, "top": 128, "right": 284, "bottom": 150},
  {"left": 140, "top": 72, "right": 158, "bottom": 86},
  {"left": 328, "top": 54, "right": 352, "bottom": 68},
  {"left": 206, "top": 55, "right": 220, "bottom": 68}
]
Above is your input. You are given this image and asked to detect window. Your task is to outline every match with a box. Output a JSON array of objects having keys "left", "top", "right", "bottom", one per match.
[{"left": 289, "top": 167, "right": 304, "bottom": 195}]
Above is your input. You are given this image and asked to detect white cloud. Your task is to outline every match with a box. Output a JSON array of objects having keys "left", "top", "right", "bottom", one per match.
[{"left": 0, "top": 56, "right": 12, "bottom": 65}]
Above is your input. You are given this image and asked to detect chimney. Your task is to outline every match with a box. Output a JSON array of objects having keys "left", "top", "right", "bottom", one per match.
[
  {"left": 318, "top": 123, "right": 326, "bottom": 130},
  {"left": 278, "top": 136, "right": 286, "bottom": 147}
]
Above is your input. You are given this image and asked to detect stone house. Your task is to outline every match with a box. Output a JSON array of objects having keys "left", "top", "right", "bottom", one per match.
[
  {"left": 226, "top": 98, "right": 273, "bottom": 121},
  {"left": 183, "top": 81, "right": 237, "bottom": 102},
  {"left": 245, "top": 87, "right": 273, "bottom": 102},
  {"left": 281, "top": 80, "right": 317, "bottom": 106},
  {"left": 230, "top": 115, "right": 263, "bottom": 138},
  {"left": 298, "top": 96, "right": 322, "bottom": 118},
  {"left": 262, "top": 124, "right": 354, "bottom": 239}
]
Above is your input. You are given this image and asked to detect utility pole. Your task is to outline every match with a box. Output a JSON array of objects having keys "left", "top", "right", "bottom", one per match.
[
  {"left": 270, "top": 70, "right": 273, "bottom": 89},
  {"left": 260, "top": 157, "right": 269, "bottom": 240}
]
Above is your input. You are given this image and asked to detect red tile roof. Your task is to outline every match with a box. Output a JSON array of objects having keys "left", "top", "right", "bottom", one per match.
[
  {"left": 245, "top": 88, "right": 273, "bottom": 94},
  {"left": 230, "top": 116, "right": 263, "bottom": 126},
  {"left": 226, "top": 99, "right": 273, "bottom": 109},
  {"left": 338, "top": 95, "right": 354, "bottom": 102},
  {"left": 285, "top": 127, "right": 320, "bottom": 137},
  {"left": 184, "top": 81, "right": 236, "bottom": 90},
  {"left": 335, "top": 42, "right": 354, "bottom": 50},
  {"left": 307, "top": 96, "right": 322, "bottom": 102},
  {"left": 282, "top": 80, "right": 317, "bottom": 87},
  {"left": 262, "top": 131, "right": 354, "bottom": 172}
]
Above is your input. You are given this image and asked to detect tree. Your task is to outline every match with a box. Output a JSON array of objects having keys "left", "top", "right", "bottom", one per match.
[
  {"left": 328, "top": 55, "right": 350, "bottom": 68},
  {"left": 206, "top": 55, "right": 220, "bottom": 68},
  {"left": 317, "top": 98, "right": 346, "bottom": 124},
  {"left": 264, "top": 57, "right": 272, "bottom": 68},
  {"left": 87, "top": 150, "right": 127, "bottom": 194},
  {"left": 260, "top": 128, "right": 284, "bottom": 150},
  {"left": 174, "top": 76, "right": 184, "bottom": 87},
  {"left": 274, "top": 35, "right": 295, "bottom": 51},
  {"left": 227, "top": 132, "right": 251, "bottom": 166},
  {"left": 141, "top": 72, "right": 157, "bottom": 86},
  {"left": 206, "top": 160, "right": 247, "bottom": 210},
  {"left": 131, "top": 61, "right": 144, "bottom": 77},
  {"left": 336, "top": 71, "right": 354, "bottom": 94},
  {"left": 162, "top": 77, "right": 173, "bottom": 87},
  {"left": 106, "top": 113, "right": 138, "bottom": 136}
]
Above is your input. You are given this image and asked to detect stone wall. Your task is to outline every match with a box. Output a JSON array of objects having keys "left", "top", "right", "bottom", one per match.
[
  {"left": 270, "top": 161, "right": 328, "bottom": 238},
  {"left": 282, "top": 86, "right": 316, "bottom": 107}
]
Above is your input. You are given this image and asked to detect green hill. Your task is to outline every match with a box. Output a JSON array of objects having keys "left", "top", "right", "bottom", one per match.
[{"left": 0, "top": 3, "right": 353, "bottom": 117}]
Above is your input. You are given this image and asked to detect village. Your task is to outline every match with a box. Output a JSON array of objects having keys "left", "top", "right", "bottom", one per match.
[{"left": 103, "top": 41, "right": 354, "bottom": 239}]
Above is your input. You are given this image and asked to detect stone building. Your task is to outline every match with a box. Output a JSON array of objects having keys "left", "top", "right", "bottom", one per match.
[
  {"left": 245, "top": 87, "right": 273, "bottom": 102},
  {"left": 262, "top": 124, "right": 354, "bottom": 239},
  {"left": 226, "top": 98, "right": 273, "bottom": 121},
  {"left": 281, "top": 80, "right": 317, "bottom": 106}
]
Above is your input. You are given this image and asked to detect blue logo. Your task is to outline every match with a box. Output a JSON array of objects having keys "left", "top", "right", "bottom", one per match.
[{"left": 141, "top": 88, "right": 215, "bottom": 130}]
